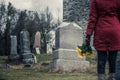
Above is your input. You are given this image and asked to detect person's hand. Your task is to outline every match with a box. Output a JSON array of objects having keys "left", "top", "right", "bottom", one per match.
[{"left": 85, "top": 35, "right": 91, "bottom": 46}]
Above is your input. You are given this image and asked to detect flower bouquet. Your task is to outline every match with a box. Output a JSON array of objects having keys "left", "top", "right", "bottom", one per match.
[{"left": 76, "top": 43, "right": 94, "bottom": 58}]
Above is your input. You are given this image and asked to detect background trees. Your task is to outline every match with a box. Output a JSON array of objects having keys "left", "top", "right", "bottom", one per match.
[
  {"left": 63, "top": 0, "right": 90, "bottom": 28},
  {"left": 4, "top": 2, "right": 17, "bottom": 55},
  {"left": 0, "top": 2, "right": 6, "bottom": 55},
  {"left": 0, "top": 2, "right": 61, "bottom": 55}
]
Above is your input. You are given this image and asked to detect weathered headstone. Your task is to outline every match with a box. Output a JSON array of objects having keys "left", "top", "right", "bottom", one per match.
[
  {"left": 8, "top": 35, "right": 19, "bottom": 60},
  {"left": 33, "top": 31, "right": 41, "bottom": 54},
  {"left": 51, "top": 22, "right": 90, "bottom": 72},
  {"left": 47, "top": 43, "right": 53, "bottom": 54},
  {"left": 20, "top": 30, "right": 36, "bottom": 64},
  {"left": 47, "top": 31, "right": 55, "bottom": 54}
]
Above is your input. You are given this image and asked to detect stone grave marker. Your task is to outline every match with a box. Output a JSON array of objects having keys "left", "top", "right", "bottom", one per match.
[
  {"left": 8, "top": 35, "right": 19, "bottom": 60},
  {"left": 20, "top": 30, "right": 37, "bottom": 64},
  {"left": 52, "top": 22, "right": 90, "bottom": 72},
  {"left": 33, "top": 31, "right": 41, "bottom": 54}
]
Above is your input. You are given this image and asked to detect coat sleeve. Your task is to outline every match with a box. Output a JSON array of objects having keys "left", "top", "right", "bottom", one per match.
[
  {"left": 86, "top": 0, "right": 98, "bottom": 35},
  {"left": 117, "top": 7, "right": 120, "bottom": 21},
  {"left": 116, "top": 0, "right": 120, "bottom": 21}
]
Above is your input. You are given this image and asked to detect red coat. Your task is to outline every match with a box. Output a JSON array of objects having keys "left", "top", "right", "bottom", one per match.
[{"left": 86, "top": 0, "right": 120, "bottom": 51}]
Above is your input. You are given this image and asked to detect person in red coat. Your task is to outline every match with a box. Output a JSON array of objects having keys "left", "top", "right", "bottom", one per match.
[{"left": 85, "top": 0, "right": 120, "bottom": 80}]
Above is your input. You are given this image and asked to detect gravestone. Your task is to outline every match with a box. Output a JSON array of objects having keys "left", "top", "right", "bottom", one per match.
[
  {"left": 33, "top": 31, "right": 41, "bottom": 54},
  {"left": 8, "top": 35, "right": 19, "bottom": 60},
  {"left": 20, "top": 30, "right": 36, "bottom": 64},
  {"left": 47, "top": 31, "right": 55, "bottom": 54},
  {"left": 47, "top": 43, "right": 53, "bottom": 54},
  {"left": 52, "top": 22, "right": 90, "bottom": 72}
]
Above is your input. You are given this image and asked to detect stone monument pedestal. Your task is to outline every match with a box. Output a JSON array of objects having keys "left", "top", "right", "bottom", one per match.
[
  {"left": 52, "top": 49, "right": 90, "bottom": 72},
  {"left": 51, "top": 22, "right": 90, "bottom": 72}
]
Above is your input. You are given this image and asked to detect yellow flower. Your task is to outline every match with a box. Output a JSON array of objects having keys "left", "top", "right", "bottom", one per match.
[
  {"left": 85, "top": 51, "right": 94, "bottom": 57},
  {"left": 76, "top": 47, "right": 85, "bottom": 58},
  {"left": 76, "top": 47, "right": 94, "bottom": 58}
]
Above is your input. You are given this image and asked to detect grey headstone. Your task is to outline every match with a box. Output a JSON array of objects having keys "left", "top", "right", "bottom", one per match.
[
  {"left": 8, "top": 35, "right": 19, "bottom": 60},
  {"left": 20, "top": 30, "right": 31, "bottom": 53},
  {"left": 20, "top": 30, "right": 36, "bottom": 64},
  {"left": 51, "top": 22, "right": 90, "bottom": 72},
  {"left": 55, "top": 22, "right": 83, "bottom": 49}
]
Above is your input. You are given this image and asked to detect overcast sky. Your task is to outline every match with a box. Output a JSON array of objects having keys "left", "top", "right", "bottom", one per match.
[{"left": 0, "top": 0, "right": 63, "bottom": 20}]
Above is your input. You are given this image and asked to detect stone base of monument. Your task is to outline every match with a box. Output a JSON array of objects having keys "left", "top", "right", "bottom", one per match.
[
  {"left": 51, "top": 49, "right": 90, "bottom": 72},
  {"left": 52, "top": 59, "right": 90, "bottom": 72},
  {"left": 8, "top": 54, "right": 20, "bottom": 61},
  {"left": 21, "top": 53, "right": 36, "bottom": 64},
  {"left": 7, "top": 54, "right": 20, "bottom": 65},
  {"left": 53, "top": 49, "right": 86, "bottom": 60}
]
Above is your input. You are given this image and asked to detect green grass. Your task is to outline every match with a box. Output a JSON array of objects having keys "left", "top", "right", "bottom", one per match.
[
  {"left": 35, "top": 54, "right": 52, "bottom": 62},
  {"left": 0, "top": 54, "right": 98, "bottom": 80},
  {"left": 0, "top": 56, "right": 7, "bottom": 63},
  {"left": 0, "top": 68, "right": 97, "bottom": 80}
]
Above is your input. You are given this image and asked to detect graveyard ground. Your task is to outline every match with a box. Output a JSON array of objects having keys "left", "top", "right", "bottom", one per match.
[{"left": 0, "top": 54, "right": 109, "bottom": 80}]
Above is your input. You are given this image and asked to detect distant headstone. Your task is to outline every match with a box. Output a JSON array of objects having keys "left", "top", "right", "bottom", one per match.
[
  {"left": 51, "top": 22, "right": 90, "bottom": 72},
  {"left": 20, "top": 30, "right": 36, "bottom": 64},
  {"left": 8, "top": 35, "right": 19, "bottom": 60},
  {"left": 47, "top": 43, "right": 53, "bottom": 54},
  {"left": 47, "top": 31, "right": 55, "bottom": 54},
  {"left": 20, "top": 30, "right": 31, "bottom": 53},
  {"left": 33, "top": 31, "right": 41, "bottom": 54}
]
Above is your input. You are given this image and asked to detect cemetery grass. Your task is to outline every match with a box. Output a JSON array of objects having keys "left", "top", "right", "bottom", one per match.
[{"left": 0, "top": 54, "right": 98, "bottom": 80}]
